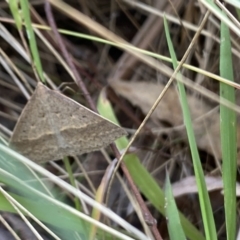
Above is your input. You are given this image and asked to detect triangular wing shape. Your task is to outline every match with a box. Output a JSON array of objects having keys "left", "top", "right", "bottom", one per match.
[{"left": 10, "top": 82, "right": 127, "bottom": 163}]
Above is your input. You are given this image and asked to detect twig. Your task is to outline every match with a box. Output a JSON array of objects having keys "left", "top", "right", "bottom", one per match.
[{"left": 44, "top": 0, "right": 96, "bottom": 111}]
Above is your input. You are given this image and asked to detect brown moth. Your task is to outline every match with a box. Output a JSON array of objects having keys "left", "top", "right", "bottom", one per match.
[{"left": 9, "top": 82, "right": 127, "bottom": 163}]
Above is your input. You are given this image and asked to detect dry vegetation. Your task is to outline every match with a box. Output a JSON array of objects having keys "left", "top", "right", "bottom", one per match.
[{"left": 0, "top": 0, "right": 240, "bottom": 239}]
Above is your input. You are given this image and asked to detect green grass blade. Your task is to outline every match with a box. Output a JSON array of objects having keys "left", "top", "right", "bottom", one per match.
[
  {"left": 63, "top": 156, "right": 81, "bottom": 211},
  {"left": 9, "top": 0, "right": 23, "bottom": 30},
  {"left": 220, "top": 16, "right": 237, "bottom": 240},
  {"left": 163, "top": 16, "right": 217, "bottom": 240},
  {"left": 19, "top": 0, "right": 44, "bottom": 82},
  {"left": 165, "top": 172, "right": 186, "bottom": 240}
]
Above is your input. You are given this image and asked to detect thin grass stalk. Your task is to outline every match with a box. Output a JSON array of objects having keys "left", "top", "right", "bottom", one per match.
[
  {"left": 220, "top": 15, "right": 237, "bottom": 240},
  {"left": 163, "top": 16, "right": 217, "bottom": 240}
]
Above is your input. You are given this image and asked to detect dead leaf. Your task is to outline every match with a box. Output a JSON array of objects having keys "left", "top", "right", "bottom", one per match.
[
  {"left": 171, "top": 176, "right": 223, "bottom": 197},
  {"left": 110, "top": 80, "right": 222, "bottom": 159},
  {"left": 171, "top": 176, "right": 240, "bottom": 197}
]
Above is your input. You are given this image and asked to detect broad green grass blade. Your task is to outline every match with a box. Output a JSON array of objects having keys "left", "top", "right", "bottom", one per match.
[
  {"left": 220, "top": 17, "right": 237, "bottom": 240},
  {"left": 97, "top": 90, "right": 205, "bottom": 240},
  {"left": 19, "top": 0, "right": 44, "bottom": 82},
  {"left": 97, "top": 90, "right": 128, "bottom": 150},
  {"left": 165, "top": 172, "right": 186, "bottom": 240},
  {"left": 163, "top": 17, "right": 217, "bottom": 240}
]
